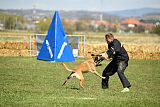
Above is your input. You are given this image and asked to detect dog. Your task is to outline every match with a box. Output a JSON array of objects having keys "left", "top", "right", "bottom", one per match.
[{"left": 61, "top": 54, "right": 106, "bottom": 88}]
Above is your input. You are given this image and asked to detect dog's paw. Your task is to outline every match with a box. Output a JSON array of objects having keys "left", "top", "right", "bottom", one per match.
[{"left": 102, "top": 77, "right": 106, "bottom": 79}]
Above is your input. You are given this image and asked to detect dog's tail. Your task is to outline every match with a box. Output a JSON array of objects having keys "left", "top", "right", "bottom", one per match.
[{"left": 61, "top": 62, "right": 73, "bottom": 72}]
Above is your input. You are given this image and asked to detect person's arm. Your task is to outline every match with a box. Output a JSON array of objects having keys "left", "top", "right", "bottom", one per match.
[
  {"left": 107, "top": 47, "right": 115, "bottom": 58},
  {"left": 107, "top": 40, "right": 121, "bottom": 58},
  {"left": 100, "top": 51, "right": 111, "bottom": 60}
]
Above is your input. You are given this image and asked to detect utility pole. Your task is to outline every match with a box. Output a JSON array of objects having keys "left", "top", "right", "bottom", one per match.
[
  {"left": 33, "top": 5, "right": 36, "bottom": 23},
  {"left": 100, "top": 0, "right": 103, "bottom": 22},
  {"left": 4, "top": 16, "right": 5, "bottom": 29},
  {"left": 15, "top": 17, "right": 17, "bottom": 30}
]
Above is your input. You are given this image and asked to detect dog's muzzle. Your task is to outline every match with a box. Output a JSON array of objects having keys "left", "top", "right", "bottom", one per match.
[{"left": 94, "top": 55, "right": 105, "bottom": 66}]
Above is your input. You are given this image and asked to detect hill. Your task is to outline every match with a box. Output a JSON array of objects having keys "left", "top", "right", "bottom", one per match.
[
  {"left": 108, "top": 8, "right": 160, "bottom": 17},
  {"left": 0, "top": 8, "right": 160, "bottom": 22}
]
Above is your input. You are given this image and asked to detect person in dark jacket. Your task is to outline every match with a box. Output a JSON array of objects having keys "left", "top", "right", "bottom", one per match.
[{"left": 102, "top": 33, "right": 131, "bottom": 92}]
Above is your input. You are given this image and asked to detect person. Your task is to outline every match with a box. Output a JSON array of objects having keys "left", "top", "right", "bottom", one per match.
[{"left": 101, "top": 33, "right": 131, "bottom": 92}]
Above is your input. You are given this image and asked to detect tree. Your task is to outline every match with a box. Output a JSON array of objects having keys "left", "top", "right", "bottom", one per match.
[
  {"left": 108, "top": 26, "right": 117, "bottom": 32},
  {"left": 0, "top": 13, "right": 25, "bottom": 30},
  {"left": 36, "top": 18, "right": 51, "bottom": 33},
  {"left": 75, "top": 21, "right": 86, "bottom": 31},
  {"left": 97, "top": 23, "right": 106, "bottom": 32},
  {"left": 152, "top": 25, "right": 160, "bottom": 35},
  {"left": 5, "top": 16, "right": 15, "bottom": 29},
  {"left": 61, "top": 19, "right": 76, "bottom": 34},
  {"left": 133, "top": 25, "right": 145, "bottom": 33}
]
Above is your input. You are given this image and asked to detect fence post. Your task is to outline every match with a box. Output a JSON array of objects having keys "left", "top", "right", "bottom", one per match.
[
  {"left": 29, "top": 35, "right": 31, "bottom": 56},
  {"left": 83, "top": 35, "right": 85, "bottom": 57}
]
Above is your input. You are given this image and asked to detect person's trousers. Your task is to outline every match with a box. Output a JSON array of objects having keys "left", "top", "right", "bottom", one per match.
[{"left": 102, "top": 61, "right": 131, "bottom": 88}]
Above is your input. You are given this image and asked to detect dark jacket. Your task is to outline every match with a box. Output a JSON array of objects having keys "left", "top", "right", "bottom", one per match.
[{"left": 107, "top": 39, "right": 129, "bottom": 63}]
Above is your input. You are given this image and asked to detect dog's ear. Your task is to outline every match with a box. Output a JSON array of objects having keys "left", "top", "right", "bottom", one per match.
[{"left": 91, "top": 54, "right": 95, "bottom": 56}]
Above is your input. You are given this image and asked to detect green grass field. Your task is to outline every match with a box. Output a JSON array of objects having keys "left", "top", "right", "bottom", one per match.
[
  {"left": 0, "top": 56, "right": 160, "bottom": 107},
  {"left": 0, "top": 31, "right": 160, "bottom": 44}
]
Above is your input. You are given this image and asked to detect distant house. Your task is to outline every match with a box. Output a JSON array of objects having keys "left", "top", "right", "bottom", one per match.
[
  {"left": 95, "top": 20, "right": 110, "bottom": 26},
  {"left": 63, "top": 19, "right": 78, "bottom": 24},
  {"left": 90, "top": 20, "right": 111, "bottom": 29},
  {"left": 27, "top": 24, "right": 37, "bottom": 29},
  {"left": 93, "top": 20, "right": 110, "bottom": 27},
  {"left": 0, "top": 23, "right": 4, "bottom": 30},
  {"left": 120, "top": 18, "right": 154, "bottom": 33},
  {"left": 140, "top": 23, "right": 154, "bottom": 33},
  {"left": 120, "top": 18, "right": 141, "bottom": 28},
  {"left": 155, "top": 22, "right": 160, "bottom": 26}
]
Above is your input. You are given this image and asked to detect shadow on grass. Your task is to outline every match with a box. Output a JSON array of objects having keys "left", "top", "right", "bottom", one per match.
[
  {"left": 62, "top": 84, "right": 81, "bottom": 90},
  {"left": 70, "top": 87, "right": 80, "bottom": 90}
]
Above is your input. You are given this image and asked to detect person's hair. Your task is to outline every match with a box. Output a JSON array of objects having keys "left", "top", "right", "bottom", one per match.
[{"left": 105, "top": 33, "right": 114, "bottom": 39}]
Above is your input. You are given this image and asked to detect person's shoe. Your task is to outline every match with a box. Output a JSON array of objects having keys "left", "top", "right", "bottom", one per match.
[
  {"left": 102, "top": 88, "right": 108, "bottom": 90},
  {"left": 121, "top": 87, "right": 130, "bottom": 92},
  {"left": 102, "top": 87, "right": 108, "bottom": 90}
]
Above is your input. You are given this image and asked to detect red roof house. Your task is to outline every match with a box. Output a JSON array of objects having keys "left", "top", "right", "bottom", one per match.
[
  {"left": 121, "top": 18, "right": 141, "bottom": 25},
  {"left": 95, "top": 20, "right": 110, "bottom": 26},
  {"left": 120, "top": 18, "right": 154, "bottom": 33}
]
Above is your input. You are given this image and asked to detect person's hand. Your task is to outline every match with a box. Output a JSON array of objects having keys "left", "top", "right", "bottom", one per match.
[{"left": 101, "top": 52, "right": 109, "bottom": 60}]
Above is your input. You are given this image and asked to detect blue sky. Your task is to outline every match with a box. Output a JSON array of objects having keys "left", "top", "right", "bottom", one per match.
[{"left": 0, "top": 0, "right": 160, "bottom": 11}]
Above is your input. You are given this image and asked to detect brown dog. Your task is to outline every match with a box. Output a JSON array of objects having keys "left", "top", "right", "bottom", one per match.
[{"left": 61, "top": 54, "right": 106, "bottom": 88}]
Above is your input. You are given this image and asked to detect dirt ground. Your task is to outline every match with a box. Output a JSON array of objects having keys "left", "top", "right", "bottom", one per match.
[{"left": 0, "top": 41, "right": 160, "bottom": 59}]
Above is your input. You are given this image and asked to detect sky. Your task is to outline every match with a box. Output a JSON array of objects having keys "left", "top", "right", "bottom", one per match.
[{"left": 0, "top": 0, "right": 160, "bottom": 12}]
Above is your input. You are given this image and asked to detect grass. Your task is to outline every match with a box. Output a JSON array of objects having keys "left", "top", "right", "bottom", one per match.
[
  {"left": 0, "top": 32, "right": 31, "bottom": 42},
  {"left": 0, "top": 56, "right": 160, "bottom": 107},
  {"left": 85, "top": 32, "right": 160, "bottom": 44}
]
